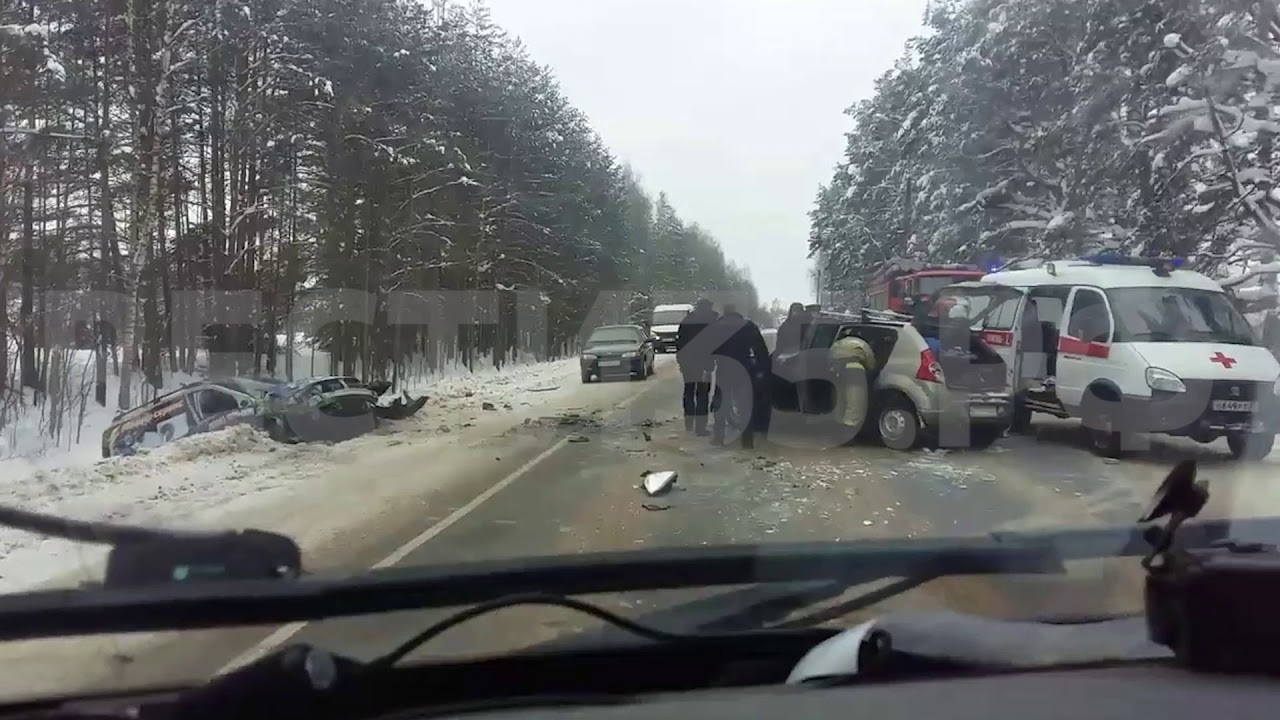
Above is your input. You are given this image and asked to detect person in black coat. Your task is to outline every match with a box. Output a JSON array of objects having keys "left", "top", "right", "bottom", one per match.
[
  {"left": 709, "top": 305, "right": 772, "bottom": 449},
  {"left": 774, "top": 302, "right": 813, "bottom": 413},
  {"left": 676, "top": 298, "right": 719, "bottom": 436},
  {"left": 775, "top": 302, "right": 807, "bottom": 356}
]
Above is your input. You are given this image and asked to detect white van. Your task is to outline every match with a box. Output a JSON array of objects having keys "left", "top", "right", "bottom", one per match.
[
  {"left": 650, "top": 303, "right": 694, "bottom": 353},
  {"left": 938, "top": 256, "right": 1280, "bottom": 460}
]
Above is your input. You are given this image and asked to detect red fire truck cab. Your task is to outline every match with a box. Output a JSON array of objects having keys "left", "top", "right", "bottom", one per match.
[{"left": 865, "top": 259, "right": 986, "bottom": 313}]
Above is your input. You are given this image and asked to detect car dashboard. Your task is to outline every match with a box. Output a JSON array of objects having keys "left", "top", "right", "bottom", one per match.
[
  {"left": 22, "top": 613, "right": 1278, "bottom": 720},
  {"left": 440, "top": 664, "right": 1276, "bottom": 720}
]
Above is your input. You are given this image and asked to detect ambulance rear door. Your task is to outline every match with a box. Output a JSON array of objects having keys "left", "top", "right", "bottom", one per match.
[{"left": 933, "top": 281, "right": 1027, "bottom": 390}]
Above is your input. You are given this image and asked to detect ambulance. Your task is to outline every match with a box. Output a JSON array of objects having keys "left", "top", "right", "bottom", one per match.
[{"left": 937, "top": 255, "right": 1280, "bottom": 460}]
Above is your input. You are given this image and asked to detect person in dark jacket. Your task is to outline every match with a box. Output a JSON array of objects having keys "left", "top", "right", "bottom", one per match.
[
  {"left": 676, "top": 298, "right": 719, "bottom": 436},
  {"left": 775, "top": 302, "right": 816, "bottom": 413},
  {"left": 775, "top": 303, "right": 807, "bottom": 356},
  {"left": 709, "top": 305, "right": 772, "bottom": 449}
]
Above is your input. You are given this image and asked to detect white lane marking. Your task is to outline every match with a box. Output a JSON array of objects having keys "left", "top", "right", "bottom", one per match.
[
  {"left": 215, "top": 376, "right": 657, "bottom": 674},
  {"left": 370, "top": 438, "right": 573, "bottom": 570}
]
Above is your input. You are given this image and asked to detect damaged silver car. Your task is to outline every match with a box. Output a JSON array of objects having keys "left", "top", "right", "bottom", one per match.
[{"left": 102, "top": 376, "right": 427, "bottom": 458}]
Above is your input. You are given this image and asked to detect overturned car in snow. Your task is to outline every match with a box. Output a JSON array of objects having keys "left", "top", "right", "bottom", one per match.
[{"left": 101, "top": 376, "right": 428, "bottom": 458}]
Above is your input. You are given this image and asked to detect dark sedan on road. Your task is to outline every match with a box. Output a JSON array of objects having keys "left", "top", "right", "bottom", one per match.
[{"left": 581, "top": 325, "right": 656, "bottom": 382}]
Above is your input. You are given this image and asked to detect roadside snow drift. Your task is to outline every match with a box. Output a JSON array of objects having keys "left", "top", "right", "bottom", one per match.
[{"left": 0, "top": 358, "right": 584, "bottom": 593}]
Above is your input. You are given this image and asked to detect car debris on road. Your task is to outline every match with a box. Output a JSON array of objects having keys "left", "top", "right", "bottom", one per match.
[{"left": 640, "top": 470, "right": 678, "bottom": 496}]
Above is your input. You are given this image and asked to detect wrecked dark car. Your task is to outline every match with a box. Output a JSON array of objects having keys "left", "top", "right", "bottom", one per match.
[
  {"left": 101, "top": 376, "right": 427, "bottom": 458},
  {"left": 257, "top": 376, "right": 427, "bottom": 444}
]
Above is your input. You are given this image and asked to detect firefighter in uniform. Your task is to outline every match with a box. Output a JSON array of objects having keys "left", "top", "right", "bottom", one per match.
[{"left": 829, "top": 335, "right": 878, "bottom": 436}]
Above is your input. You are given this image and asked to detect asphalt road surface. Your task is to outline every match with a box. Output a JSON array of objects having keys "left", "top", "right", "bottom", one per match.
[{"left": 12, "top": 356, "right": 1280, "bottom": 699}]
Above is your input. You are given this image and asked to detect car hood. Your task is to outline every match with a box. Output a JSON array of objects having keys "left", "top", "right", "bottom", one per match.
[
  {"left": 584, "top": 342, "right": 640, "bottom": 355},
  {"left": 1129, "top": 342, "right": 1280, "bottom": 382}
]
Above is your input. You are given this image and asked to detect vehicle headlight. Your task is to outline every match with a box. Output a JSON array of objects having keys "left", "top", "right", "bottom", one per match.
[
  {"left": 622, "top": 351, "right": 638, "bottom": 358},
  {"left": 582, "top": 354, "right": 596, "bottom": 360},
  {"left": 1146, "top": 367, "right": 1186, "bottom": 393}
]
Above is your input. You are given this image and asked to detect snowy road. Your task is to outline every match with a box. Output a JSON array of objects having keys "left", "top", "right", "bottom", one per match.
[{"left": 4, "top": 356, "right": 1280, "bottom": 699}]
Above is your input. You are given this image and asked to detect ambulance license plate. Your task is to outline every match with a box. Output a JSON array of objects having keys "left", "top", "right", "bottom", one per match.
[{"left": 1212, "top": 400, "right": 1257, "bottom": 413}]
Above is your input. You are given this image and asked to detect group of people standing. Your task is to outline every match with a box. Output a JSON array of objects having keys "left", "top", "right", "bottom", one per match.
[{"left": 674, "top": 299, "right": 815, "bottom": 449}]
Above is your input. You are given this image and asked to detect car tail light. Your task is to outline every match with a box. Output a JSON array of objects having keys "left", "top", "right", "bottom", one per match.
[{"left": 916, "top": 348, "right": 944, "bottom": 383}]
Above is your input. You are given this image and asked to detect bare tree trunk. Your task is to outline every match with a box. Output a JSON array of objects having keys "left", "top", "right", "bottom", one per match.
[
  {"left": 20, "top": 175, "right": 39, "bottom": 394},
  {"left": 208, "top": 0, "right": 228, "bottom": 377},
  {"left": 0, "top": 153, "right": 9, "bottom": 395},
  {"left": 94, "top": 131, "right": 119, "bottom": 406},
  {"left": 119, "top": 0, "right": 160, "bottom": 410},
  {"left": 166, "top": 96, "right": 181, "bottom": 374}
]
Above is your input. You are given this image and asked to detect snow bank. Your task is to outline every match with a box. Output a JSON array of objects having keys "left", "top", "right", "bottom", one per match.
[
  {"left": 0, "top": 357, "right": 580, "bottom": 593},
  {"left": 0, "top": 425, "right": 334, "bottom": 591}
]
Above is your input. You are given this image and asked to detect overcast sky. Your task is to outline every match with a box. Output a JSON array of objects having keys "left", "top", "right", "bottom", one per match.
[{"left": 484, "top": 0, "right": 929, "bottom": 306}]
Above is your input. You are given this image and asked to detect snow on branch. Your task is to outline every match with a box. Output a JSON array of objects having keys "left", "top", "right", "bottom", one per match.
[{"left": 1221, "top": 261, "right": 1280, "bottom": 288}]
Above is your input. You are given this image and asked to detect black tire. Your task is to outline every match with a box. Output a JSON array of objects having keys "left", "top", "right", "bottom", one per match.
[
  {"left": 1082, "top": 387, "right": 1126, "bottom": 459},
  {"left": 1227, "top": 432, "right": 1275, "bottom": 461},
  {"left": 265, "top": 417, "right": 293, "bottom": 443},
  {"left": 877, "top": 395, "right": 921, "bottom": 451},
  {"left": 1010, "top": 396, "right": 1032, "bottom": 434},
  {"left": 969, "top": 426, "right": 1003, "bottom": 449},
  {"left": 581, "top": 371, "right": 592, "bottom": 384},
  {"left": 858, "top": 394, "right": 884, "bottom": 442}
]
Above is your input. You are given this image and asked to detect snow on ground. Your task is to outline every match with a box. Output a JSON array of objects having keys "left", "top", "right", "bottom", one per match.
[{"left": 0, "top": 356, "right": 582, "bottom": 593}]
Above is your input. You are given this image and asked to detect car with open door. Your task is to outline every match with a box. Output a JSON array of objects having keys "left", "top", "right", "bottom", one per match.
[
  {"left": 769, "top": 309, "right": 1012, "bottom": 450},
  {"left": 943, "top": 256, "right": 1280, "bottom": 460}
]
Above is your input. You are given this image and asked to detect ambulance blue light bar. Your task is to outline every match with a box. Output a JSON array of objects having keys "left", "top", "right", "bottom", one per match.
[{"left": 1079, "top": 253, "right": 1183, "bottom": 275}]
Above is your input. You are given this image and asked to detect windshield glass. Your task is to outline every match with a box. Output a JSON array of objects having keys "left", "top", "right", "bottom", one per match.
[
  {"left": 9, "top": 0, "right": 1280, "bottom": 703},
  {"left": 916, "top": 275, "right": 969, "bottom": 296},
  {"left": 587, "top": 327, "right": 643, "bottom": 345},
  {"left": 1108, "top": 288, "right": 1257, "bottom": 345},
  {"left": 651, "top": 310, "right": 689, "bottom": 326}
]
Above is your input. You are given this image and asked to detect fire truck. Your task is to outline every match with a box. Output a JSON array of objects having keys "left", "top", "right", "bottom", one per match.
[{"left": 865, "top": 259, "right": 986, "bottom": 313}]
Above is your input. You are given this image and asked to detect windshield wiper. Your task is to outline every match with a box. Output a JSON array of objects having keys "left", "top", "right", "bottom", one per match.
[
  {"left": 534, "top": 520, "right": 1189, "bottom": 648},
  {"left": 0, "top": 514, "right": 1268, "bottom": 642},
  {"left": 0, "top": 504, "right": 302, "bottom": 589}
]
